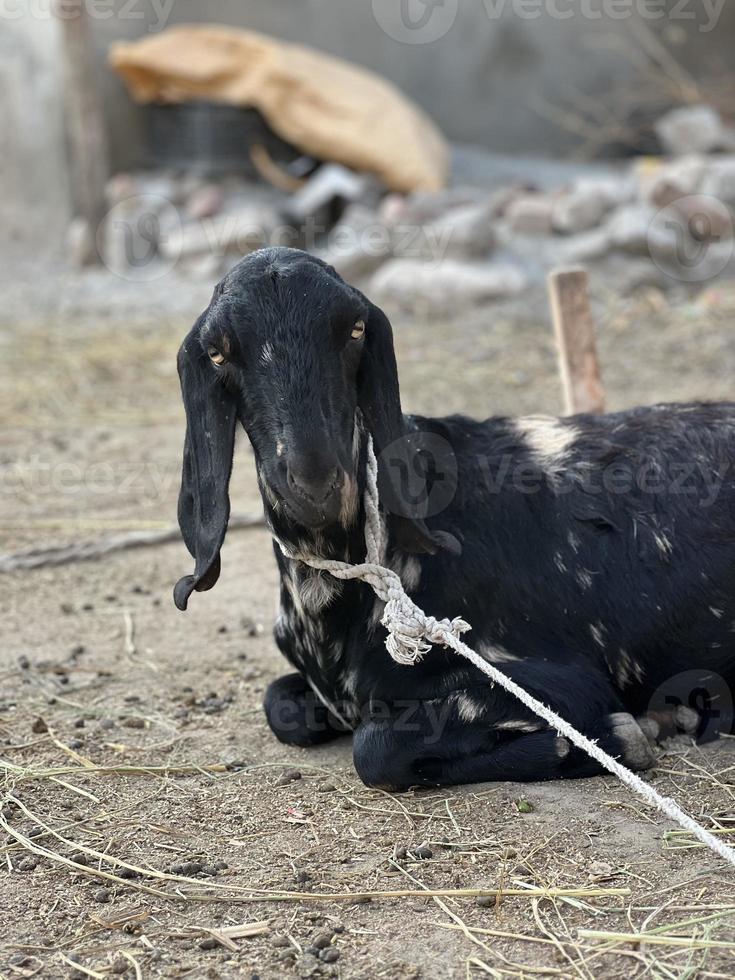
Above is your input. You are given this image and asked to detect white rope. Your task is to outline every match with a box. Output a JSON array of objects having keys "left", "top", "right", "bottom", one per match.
[{"left": 277, "top": 437, "right": 735, "bottom": 870}]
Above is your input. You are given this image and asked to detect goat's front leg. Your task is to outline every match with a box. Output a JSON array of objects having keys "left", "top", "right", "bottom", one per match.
[
  {"left": 352, "top": 664, "right": 655, "bottom": 790},
  {"left": 264, "top": 673, "right": 350, "bottom": 747}
]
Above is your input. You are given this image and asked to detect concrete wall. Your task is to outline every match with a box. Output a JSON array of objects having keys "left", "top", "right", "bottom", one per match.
[
  {"left": 86, "top": 0, "right": 735, "bottom": 172},
  {"left": 92, "top": 0, "right": 652, "bottom": 169},
  {"left": 0, "top": 15, "right": 70, "bottom": 250}
]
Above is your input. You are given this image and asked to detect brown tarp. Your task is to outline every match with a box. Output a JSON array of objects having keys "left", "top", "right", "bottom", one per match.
[{"left": 109, "top": 25, "right": 448, "bottom": 194}]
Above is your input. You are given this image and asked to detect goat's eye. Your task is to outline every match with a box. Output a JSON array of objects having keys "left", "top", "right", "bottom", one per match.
[
  {"left": 208, "top": 346, "right": 225, "bottom": 366},
  {"left": 351, "top": 319, "right": 366, "bottom": 341}
]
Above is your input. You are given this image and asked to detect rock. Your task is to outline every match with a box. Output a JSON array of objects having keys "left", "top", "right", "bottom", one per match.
[
  {"left": 558, "top": 227, "right": 612, "bottom": 264},
  {"left": 101, "top": 192, "right": 178, "bottom": 279},
  {"left": 122, "top": 716, "right": 146, "bottom": 730},
  {"left": 552, "top": 180, "right": 622, "bottom": 234},
  {"left": 655, "top": 105, "right": 727, "bottom": 156},
  {"left": 198, "top": 937, "right": 219, "bottom": 951},
  {"left": 315, "top": 205, "right": 391, "bottom": 283},
  {"left": 589, "top": 859, "right": 613, "bottom": 876},
  {"left": 385, "top": 187, "right": 487, "bottom": 226},
  {"left": 285, "top": 163, "right": 371, "bottom": 224},
  {"left": 392, "top": 198, "right": 497, "bottom": 261},
  {"left": 607, "top": 204, "right": 662, "bottom": 255},
  {"left": 31, "top": 717, "right": 48, "bottom": 734},
  {"left": 186, "top": 184, "right": 225, "bottom": 220},
  {"left": 312, "top": 932, "right": 333, "bottom": 950},
  {"left": 476, "top": 895, "right": 494, "bottom": 908},
  {"left": 371, "top": 259, "right": 526, "bottom": 312},
  {"left": 675, "top": 705, "right": 700, "bottom": 734},
  {"left": 294, "top": 953, "right": 321, "bottom": 977},
  {"left": 701, "top": 157, "right": 735, "bottom": 203},
  {"left": 671, "top": 195, "right": 733, "bottom": 243},
  {"left": 643, "top": 155, "right": 707, "bottom": 207},
  {"left": 275, "top": 768, "right": 302, "bottom": 786},
  {"left": 160, "top": 204, "right": 279, "bottom": 260},
  {"left": 93, "top": 887, "right": 112, "bottom": 903},
  {"left": 505, "top": 194, "right": 555, "bottom": 235},
  {"left": 423, "top": 200, "right": 496, "bottom": 258},
  {"left": 320, "top": 948, "right": 340, "bottom": 963}
]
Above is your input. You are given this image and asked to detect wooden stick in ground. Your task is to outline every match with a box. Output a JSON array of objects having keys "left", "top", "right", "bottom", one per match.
[
  {"left": 56, "top": 0, "right": 110, "bottom": 263},
  {"left": 547, "top": 267, "right": 606, "bottom": 416}
]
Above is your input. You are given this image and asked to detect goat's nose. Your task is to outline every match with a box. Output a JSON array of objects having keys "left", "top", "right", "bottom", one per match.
[{"left": 287, "top": 463, "right": 343, "bottom": 504}]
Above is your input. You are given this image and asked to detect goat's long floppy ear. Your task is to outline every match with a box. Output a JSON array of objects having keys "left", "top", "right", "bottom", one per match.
[
  {"left": 357, "top": 302, "right": 459, "bottom": 556},
  {"left": 173, "top": 324, "right": 237, "bottom": 611}
]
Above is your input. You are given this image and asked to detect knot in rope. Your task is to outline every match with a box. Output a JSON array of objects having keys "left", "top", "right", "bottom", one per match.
[{"left": 381, "top": 591, "right": 471, "bottom": 666}]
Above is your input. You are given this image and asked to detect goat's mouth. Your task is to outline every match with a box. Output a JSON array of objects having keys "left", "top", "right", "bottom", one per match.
[{"left": 261, "top": 476, "right": 347, "bottom": 532}]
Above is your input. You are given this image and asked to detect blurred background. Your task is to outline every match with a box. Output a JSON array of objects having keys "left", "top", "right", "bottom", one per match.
[
  {"left": 3, "top": 0, "right": 735, "bottom": 549},
  {"left": 4, "top": 7, "right": 735, "bottom": 976}
]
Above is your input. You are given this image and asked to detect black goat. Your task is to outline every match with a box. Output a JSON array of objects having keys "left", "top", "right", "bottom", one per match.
[{"left": 175, "top": 247, "right": 735, "bottom": 789}]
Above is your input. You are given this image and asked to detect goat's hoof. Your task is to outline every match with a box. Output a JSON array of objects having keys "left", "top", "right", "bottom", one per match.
[
  {"left": 608, "top": 712, "right": 656, "bottom": 770},
  {"left": 636, "top": 716, "right": 661, "bottom": 745},
  {"left": 675, "top": 705, "right": 700, "bottom": 735}
]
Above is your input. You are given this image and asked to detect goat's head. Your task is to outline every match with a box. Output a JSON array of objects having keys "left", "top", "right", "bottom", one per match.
[{"left": 174, "top": 247, "right": 453, "bottom": 611}]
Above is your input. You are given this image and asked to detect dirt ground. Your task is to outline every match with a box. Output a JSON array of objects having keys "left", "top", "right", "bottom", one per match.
[{"left": 3, "top": 272, "right": 735, "bottom": 979}]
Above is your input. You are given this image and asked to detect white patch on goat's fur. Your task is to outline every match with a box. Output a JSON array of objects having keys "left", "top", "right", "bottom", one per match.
[
  {"left": 710, "top": 606, "right": 724, "bottom": 619},
  {"left": 276, "top": 440, "right": 285, "bottom": 457},
  {"left": 576, "top": 568, "right": 594, "bottom": 591},
  {"left": 298, "top": 569, "right": 342, "bottom": 614},
  {"left": 342, "top": 669, "right": 360, "bottom": 699},
  {"left": 654, "top": 532, "right": 673, "bottom": 558},
  {"left": 590, "top": 622, "right": 606, "bottom": 648},
  {"left": 283, "top": 569, "right": 305, "bottom": 620},
  {"left": 515, "top": 415, "right": 580, "bottom": 473},
  {"left": 389, "top": 552, "right": 421, "bottom": 593},
  {"left": 613, "top": 647, "right": 645, "bottom": 688},
  {"left": 260, "top": 342, "right": 274, "bottom": 365},
  {"left": 554, "top": 552, "right": 567, "bottom": 574},
  {"left": 455, "top": 693, "right": 484, "bottom": 724},
  {"left": 476, "top": 643, "right": 520, "bottom": 664},
  {"left": 567, "top": 531, "right": 581, "bottom": 554},
  {"left": 352, "top": 412, "right": 363, "bottom": 466},
  {"left": 339, "top": 473, "right": 359, "bottom": 529},
  {"left": 259, "top": 468, "right": 280, "bottom": 511},
  {"left": 494, "top": 718, "right": 542, "bottom": 733}
]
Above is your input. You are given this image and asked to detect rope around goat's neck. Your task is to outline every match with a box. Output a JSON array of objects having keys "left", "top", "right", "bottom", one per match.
[{"left": 276, "top": 436, "right": 735, "bottom": 870}]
